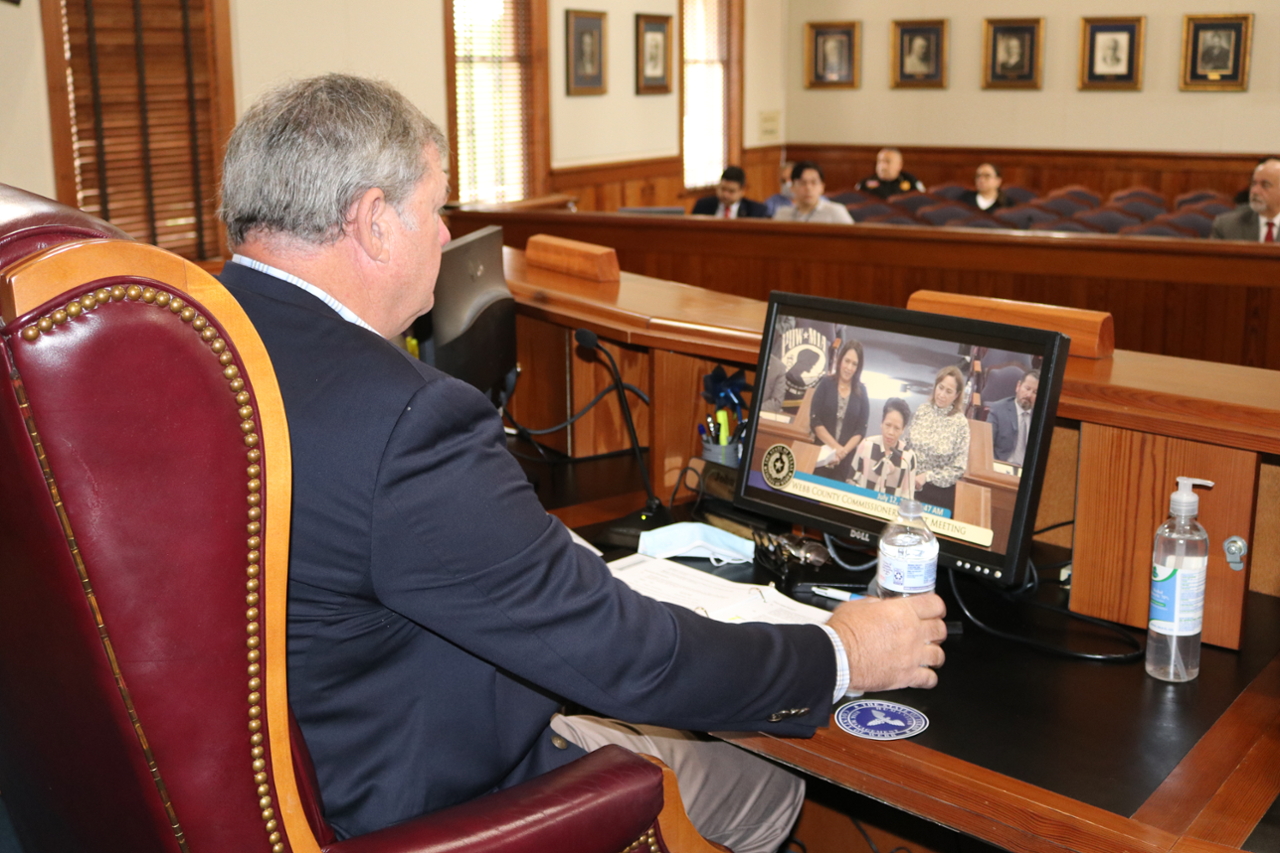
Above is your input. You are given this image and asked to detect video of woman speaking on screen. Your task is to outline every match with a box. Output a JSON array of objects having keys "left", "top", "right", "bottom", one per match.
[{"left": 749, "top": 314, "right": 1026, "bottom": 553}]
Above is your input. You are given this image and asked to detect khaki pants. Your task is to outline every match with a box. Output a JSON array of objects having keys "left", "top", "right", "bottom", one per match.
[{"left": 550, "top": 714, "right": 804, "bottom": 853}]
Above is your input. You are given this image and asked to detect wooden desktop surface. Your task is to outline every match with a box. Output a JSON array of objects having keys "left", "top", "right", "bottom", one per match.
[{"left": 718, "top": 590, "right": 1280, "bottom": 853}]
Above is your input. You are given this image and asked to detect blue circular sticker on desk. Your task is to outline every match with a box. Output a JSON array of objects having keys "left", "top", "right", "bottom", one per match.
[{"left": 834, "top": 700, "right": 929, "bottom": 740}]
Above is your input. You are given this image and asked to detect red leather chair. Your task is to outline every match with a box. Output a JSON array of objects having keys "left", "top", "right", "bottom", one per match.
[
  {"left": 0, "top": 189, "right": 706, "bottom": 853},
  {"left": 0, "top": 183, "right": 131, "bottom": 268}
]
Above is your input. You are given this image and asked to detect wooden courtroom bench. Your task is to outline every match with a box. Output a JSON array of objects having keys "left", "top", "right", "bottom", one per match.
[{"left": 449, "top": 209, "right": 1280, "bottom": 372}]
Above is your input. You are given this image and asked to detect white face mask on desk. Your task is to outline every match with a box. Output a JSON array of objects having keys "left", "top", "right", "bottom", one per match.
[{"left": 637, "top": 522, "right": 755, "bottom": 565}]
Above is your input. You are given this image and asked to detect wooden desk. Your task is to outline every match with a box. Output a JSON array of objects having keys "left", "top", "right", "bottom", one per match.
[
  {"left": 504, "top": 246, "right": 1278, "bottom": 640},
  {"left": 718, "top": 590, "right": 1280, "bottom": 853}
]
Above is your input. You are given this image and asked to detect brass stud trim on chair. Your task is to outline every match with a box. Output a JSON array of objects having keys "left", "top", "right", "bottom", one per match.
[{"left": 15, "top": 283, "right": 289, "bottom": 853}]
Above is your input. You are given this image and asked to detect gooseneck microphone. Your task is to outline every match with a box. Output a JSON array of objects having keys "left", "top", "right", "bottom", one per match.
[{"left": 575, "top": 328, "right": 670, "bottom": 539}]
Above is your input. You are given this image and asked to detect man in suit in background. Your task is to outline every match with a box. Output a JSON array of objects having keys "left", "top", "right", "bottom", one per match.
[
  {"left": 217, "top": 74, "right": 946, "bottom": 852},
  {"left": 691, "top": 166, "right": 769, "bottom": 218},
  {"left": 1211, "top": 158, "right": 1280, "bottom": 242},
  {"left": 987, "top": 369, "right": 1039, "bottom": 466}
]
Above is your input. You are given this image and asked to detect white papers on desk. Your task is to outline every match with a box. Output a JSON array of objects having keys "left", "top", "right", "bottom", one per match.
[{"left": 608, "top": 553, "right": 832, "bottom": 627}]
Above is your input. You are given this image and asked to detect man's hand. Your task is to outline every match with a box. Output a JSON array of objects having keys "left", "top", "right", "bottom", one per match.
[{"left": 826, "top": 594, "right": 946, "bottom": 691}]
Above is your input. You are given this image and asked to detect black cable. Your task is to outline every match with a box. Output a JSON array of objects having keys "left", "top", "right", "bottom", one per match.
[
  {"left": 823, "top": 532, "right": 877, "bottom": 571},
  {"left": 667, "top": 465, "right": 710, "bottom": 518},
  {"left": 948, "top": 569, "right": 1143, "bottom": 662},
  {"left": 504, "top": 382, "right": 649, "bottom": 436},
  {"left": 1034, "top": 519, "right": 1075, "bottom": 535}
]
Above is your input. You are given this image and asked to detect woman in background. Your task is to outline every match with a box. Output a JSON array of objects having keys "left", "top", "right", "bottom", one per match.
[
  {"left": 904, "top": 365, "right": 970, "bottom": 513},
  {"left": 958, "top": 163, "right": 1013, "bottom": 211},
  {"left": 809, "top": 340, "right": 868, "bottom": 481},
  {"left": 849, "top": 398, "right": 916, "bottom": 499}
]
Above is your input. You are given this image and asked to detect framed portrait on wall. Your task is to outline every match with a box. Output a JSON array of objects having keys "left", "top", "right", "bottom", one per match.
[
  {"left": 1181, "top": 14, "right": 1252, "bottom": 91},
  {"left": 635, "top": 14, "right": 671, "bottom": 94},
  {"left": 1080, "top": 17, "right": 1144, "bottom": 90},
  {"left": 983, "top": 18, "right": 1043, "bottom": 90},
  {"left": 567, "top": 10, "right": 606, "bottom": 96},
  {"left": 892, "top": 19, "right": 947, "bottom": 88},
  {"left": 805, "top": 21, "right": 859, "bottom": 89}
]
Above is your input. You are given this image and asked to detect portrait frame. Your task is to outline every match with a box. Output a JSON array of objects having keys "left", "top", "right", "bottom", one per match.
[
  {"left": 1080, "top": 17, "right": 1144, "bottom": 90},
  {"left": 982, "top": 18, "right": 1043, "bottom": 90},
  {"left": 635, "top": 14, "right": 671, "bottom": 95},
  {"left": 1180, "top": 14, "right": 1252, "bottom": 92},
  {"left": 892, "top": 19, "right": 948, "bottom": 89},
  {"left": 566, "top": 10, "right": 607, "bottom": 96},
  {"left": 805, "top": 21, "right": 860, "bottom": 90}
]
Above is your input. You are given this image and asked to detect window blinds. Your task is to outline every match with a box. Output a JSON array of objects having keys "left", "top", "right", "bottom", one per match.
[
  {"left": 55, "top": 0, "right": 220, "bottom": 261},
  {"left": 452, "top": 0, "right": 532, "bottom": 204},
  {"left": 682, "top": 0, "right": 728, "bottom": 189}
]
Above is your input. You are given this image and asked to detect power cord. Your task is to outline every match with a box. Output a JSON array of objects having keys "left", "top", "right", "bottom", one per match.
[
  {"left": 948, "top": 568, "right": 1143, "bottom": 662},
  {"left": 667, "top": 464, "right": 708, "bottom": 517},
  {"left": 822, "top": 533, "right": 877, "bottom": 571},
  {"left": 504, "top": 381, "right": 649, "bottom": 436}
]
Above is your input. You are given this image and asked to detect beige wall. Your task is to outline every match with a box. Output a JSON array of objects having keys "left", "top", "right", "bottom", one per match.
[
  {"left": 743, "top": 0, "right": 787, "bottom": 151},
  {"left": 0, "top": 1, "right": 56, "bottom": 197},
  {"left": 5, "top": 0, "right": 1277, "bottom": 203},
  {"left": 229, "top": 0, "right": 449, "bottom": 133},
  {"left": 784, "top": 0, "right": 1279, "bottom": 153},
  {"left": 550, "top": 0, "right": 681, "bottom": 168}
]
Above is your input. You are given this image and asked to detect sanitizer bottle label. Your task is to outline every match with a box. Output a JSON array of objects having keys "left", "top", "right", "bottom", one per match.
[
  {"left": 1148, "top": 556, "right": 1207, "bottom": 636},
  {"left": 878, "top": 539, "right": 939, "bottom": 594}
]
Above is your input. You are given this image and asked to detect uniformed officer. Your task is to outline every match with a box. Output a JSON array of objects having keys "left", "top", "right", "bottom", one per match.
[{"left": 855, "top": 148, "right": 925, "bottom": 199}]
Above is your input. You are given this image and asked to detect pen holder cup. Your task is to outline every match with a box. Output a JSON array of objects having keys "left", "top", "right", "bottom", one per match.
[{"left": 701, "top": 438, "right": 741, "bottom": 467}]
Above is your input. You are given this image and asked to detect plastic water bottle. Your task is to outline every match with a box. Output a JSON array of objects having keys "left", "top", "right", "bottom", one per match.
[
  {"left": 1145, "top": 477, "right": 1213, "bottom": 683},
  {"left": 876, "top": 500, "right": 939, "bottom": 598}
]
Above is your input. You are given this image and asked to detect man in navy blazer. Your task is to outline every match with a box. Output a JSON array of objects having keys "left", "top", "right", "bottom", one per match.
[
  {"left": 217, "top": 75, "right": 946, "bottom": 851},
  {"left": 691, "top": 166, "right": 770, "bottom": 218}
]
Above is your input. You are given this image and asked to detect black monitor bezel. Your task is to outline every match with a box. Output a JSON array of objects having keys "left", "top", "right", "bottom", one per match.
[{"left": 732, "top": 291, "right": 1068, "bottom": 589}]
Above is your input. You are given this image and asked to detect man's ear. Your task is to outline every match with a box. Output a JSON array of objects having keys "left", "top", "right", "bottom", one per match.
[{"left": 348, "top": 187, "right": 392, "bottom": 263}]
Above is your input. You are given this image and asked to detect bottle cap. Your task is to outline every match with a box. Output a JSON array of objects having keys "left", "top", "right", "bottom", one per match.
[
  {"left": 897, "top": 500, "right": 924, "bottom": 519},
  {"left": 1171, "top": 477, "right": 1214, "bottom": 516}
]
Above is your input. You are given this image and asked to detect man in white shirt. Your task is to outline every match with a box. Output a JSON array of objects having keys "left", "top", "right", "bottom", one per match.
[
  {"left": 772, "top": 162, "right": 854, "bottom": 224},
  {"left": 1211, "top": 158, "right": 1280, "bottom": 242}
]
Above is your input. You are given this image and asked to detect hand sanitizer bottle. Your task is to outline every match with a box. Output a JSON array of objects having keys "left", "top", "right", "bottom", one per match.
[
  {"left": 1145, "top": 477, "right": 1213, "bottom": 682},
  {"left": 876, "top": 500, "right": 938, "bottom": 598}
]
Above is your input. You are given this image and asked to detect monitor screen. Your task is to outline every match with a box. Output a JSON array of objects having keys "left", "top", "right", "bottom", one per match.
[{"left": 734, "top": 292, "right": 1067, "bottom": 589}]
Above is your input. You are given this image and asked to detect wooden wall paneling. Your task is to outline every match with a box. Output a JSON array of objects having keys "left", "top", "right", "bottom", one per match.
[
  {"left": 783, "top": 144, "right": 1261, "bottom": 205},
  {"left": 1032, "top": 424, "right": 1079, "bottom": 551},
  {"left": 650, "top": 349, "right": 755, "bottom": 499},
  {"left": 447, "top": 210, "right": 1280, "bottom": 370},
  {"left": 548, "top": 156, "right": 684, "bottom": 211},
  {"left": 569, "top": 338, "right": 651, "bottom": 458},
  {"left": 1071, "top": 423, "right": 1258, "bottom": 649},
  {"left": 510, "top": 315, "right": 571, "bottom": 455},
  {"left": 518, "top": 144, "right": 1261, "bottom": 224},
  {"left": 1252, "top": 460, "right": 1280, "bottom": 596},
  {"left": 742, "top": 145, "right": 784, "bottom": 204}
]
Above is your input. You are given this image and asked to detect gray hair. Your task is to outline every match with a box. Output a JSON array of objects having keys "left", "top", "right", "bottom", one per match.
[{"left": 219, "top": 74, "right": 449, "bottom": 247}]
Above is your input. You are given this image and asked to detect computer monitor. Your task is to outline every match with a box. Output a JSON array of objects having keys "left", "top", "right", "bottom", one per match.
[
  {"left": 734, "top": 292, "right": 1067, "bottom": 589},
  {"left": 412, "top": 224, "right": 517, "bottom": 407}
]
